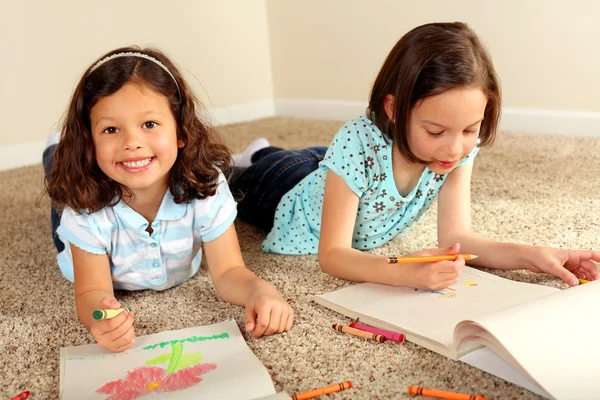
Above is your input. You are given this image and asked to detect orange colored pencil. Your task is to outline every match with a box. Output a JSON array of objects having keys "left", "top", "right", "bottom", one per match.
[
  {"left": 386, "top": 254, "right": 478, "bottom": 264},
  {"left": 332, "top": 323, "right": 386, "bottom": 343},
  {"left": 408, "top": 385, "right": 487, "bottom": 400},
  {"left": 291, "top": 381, "right": 352, "bottom": 400}
]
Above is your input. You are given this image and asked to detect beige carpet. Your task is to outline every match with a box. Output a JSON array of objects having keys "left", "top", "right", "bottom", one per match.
[{"left": 1, "top": 117, "right": 599, "bottom": 399}]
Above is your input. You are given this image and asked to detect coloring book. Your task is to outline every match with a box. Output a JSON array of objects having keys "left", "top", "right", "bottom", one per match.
[
  {"left": 314, "top": 267, "right": 600, "bottom": 399},
  {"left": 59, "top": 320, "right": 276, "bottom": 400}
]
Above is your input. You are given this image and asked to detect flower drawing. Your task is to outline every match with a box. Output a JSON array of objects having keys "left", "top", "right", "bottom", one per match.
[{"left": 96, "top": 333, "right": 228, "bottom": 399}]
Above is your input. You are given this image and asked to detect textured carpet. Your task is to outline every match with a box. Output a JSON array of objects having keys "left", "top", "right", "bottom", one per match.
[{"left": 1, "top": 117, "right": 599, "bottom": 399}]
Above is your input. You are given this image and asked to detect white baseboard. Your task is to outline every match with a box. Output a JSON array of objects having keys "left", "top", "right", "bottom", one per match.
[
  {"left": 275, "top": 98, "right": 368, "bottom": 121},
  {"left": 0, "top": 139, "right": 48, "bottom": 172},
  {"left": 275, "top": 99, "right": 600, "bottom": 137},
  {"left": 2, "top": 98, "right": 599, "bottom": 172},
  {"left": 500, "top": 108, "right": 600, "bottom": 137},
  {"left": 205, "top": 98, "right": 276, "bottom": 126}
]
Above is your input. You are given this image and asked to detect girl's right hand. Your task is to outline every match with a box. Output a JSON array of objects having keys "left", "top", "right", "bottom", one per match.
[
  {"left": 90, "top": 297, "right": 136, "bottom": 353},
  {"left": 402, "top": 243, "right": 465, "bottom": 290}
]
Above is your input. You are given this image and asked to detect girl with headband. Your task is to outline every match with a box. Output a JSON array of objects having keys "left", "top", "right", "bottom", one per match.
[{"left": 44, "top": 46, "right": 294, "bottom": 352}]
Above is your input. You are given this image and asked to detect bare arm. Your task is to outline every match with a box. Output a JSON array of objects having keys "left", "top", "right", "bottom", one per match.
[
  {"left": 203, "top": 224, "right": 278, "bottom": 305},
  {"left": 203, "top": 224, "right": 293, "bottom": 337},
  {"left": 436, "top": 158, "right": 527, "bottom": 268},
  {"left": 318, "top": 170, "right": 413, "bottom": 285},
  {"left": 72, "top": 244, "right": 117, "bottom": 328},
  {"left": 71, "top": 244, "right": 135, "bottom": 352}
]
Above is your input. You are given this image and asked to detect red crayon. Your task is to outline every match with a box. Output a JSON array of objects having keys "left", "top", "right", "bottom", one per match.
[
  {"left": 349, "top": 322, "right": 405, "bottom": 343},
  {"left": 11, "top": 391, "right": 30, "bottom": 400}
]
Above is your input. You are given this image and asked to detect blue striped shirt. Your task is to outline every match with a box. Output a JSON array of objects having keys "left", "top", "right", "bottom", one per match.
[{"left": 56, "top": 173, "right": 236, "bottom": 291}]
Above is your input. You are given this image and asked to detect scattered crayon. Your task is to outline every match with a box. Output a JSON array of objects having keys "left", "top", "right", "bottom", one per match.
[
  {"left": 408, "top": 385, "right": 487, "bottom": 400},
  {"left": 579, "top": 278, "right": 590, "bottom": 284},
  {"left": 92, "top": 308, "right": 132, "bottom": 320},
  {"left": 291, "top": 381, "right": 352, "bottom": 400},
  {"left": 11, "top": 391, "right": 30, "bottom": 400},
  {"left": 332, "top": 323, "right": 386, "bottom": 343},
  {"left": 387, "top": 254, "right": 478, "bottom": 264},
  {"left": 349, "top": 322, "right": 405, "bottom": 343}
]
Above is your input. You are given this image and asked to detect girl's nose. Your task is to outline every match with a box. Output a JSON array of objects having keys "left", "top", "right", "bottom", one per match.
[
  {"left": 444, "top": 136, "right": 463, "bottom": 158},
  {"left": 122, "top": 130, "right": 143, "bottom": 151}
]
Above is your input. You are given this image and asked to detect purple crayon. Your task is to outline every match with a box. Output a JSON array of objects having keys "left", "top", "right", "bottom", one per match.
[{"left": 349, "top": 322, "right": 405, "bottom": 343}]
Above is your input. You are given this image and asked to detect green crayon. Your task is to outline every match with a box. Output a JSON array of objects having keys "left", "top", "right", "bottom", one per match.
[{"left": 92, "top": 308, "right": 132, "bottom": 320}]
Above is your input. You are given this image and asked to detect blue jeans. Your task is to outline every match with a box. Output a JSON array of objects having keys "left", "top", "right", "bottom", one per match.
[
  {"left": 228, "top": 146, "right": 327, "bottom": 232},
  {"left": 42, "top": 144, "right": 64, "bottom": 253}
]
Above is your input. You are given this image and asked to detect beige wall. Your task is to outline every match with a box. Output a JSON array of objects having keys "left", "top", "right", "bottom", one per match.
[
  {"left": 0, "top": 0, "right": 273, "bottom": 147},
  {"left": 2, "top": 1, "right": 598, "bottom": 151},
  {"left": 267, "top": 0, "right": 600, "bottom": 112}
]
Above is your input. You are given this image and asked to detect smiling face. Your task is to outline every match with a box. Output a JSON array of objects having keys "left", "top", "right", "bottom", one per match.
[
  {"left": 407, "top": 87, "right": 487, "bottom": 174},
  {"left": 90, "top": 82, "right": 184, "bottom": 197}
]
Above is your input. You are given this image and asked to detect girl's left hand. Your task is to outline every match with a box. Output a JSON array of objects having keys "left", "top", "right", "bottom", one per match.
[
  {"left": 521, "top": 246, "right": 600, "bottom": 286},
  {"left": 244, "top": 284, "right": 294, "bottom": 338}
]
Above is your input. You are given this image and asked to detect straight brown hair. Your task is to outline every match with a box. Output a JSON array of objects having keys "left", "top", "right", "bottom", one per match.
[{"left": 368, "top": 22, "right": 501, "bottom": 163}]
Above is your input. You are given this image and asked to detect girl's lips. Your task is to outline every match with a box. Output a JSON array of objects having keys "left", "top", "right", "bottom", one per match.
[
  {"left": 118, "top": 156, "right": 156, "bottom": 173},
  {"left": 434, "top": 160, "right": 457, "bottom": 168}
]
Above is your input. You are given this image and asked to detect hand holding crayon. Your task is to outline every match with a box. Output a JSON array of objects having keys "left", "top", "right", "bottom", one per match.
[
  {"left": 93, "top": 307, "right": 132, "bottom": 320},
  {"left": 89, "top": 297, "right": 136, "bottom": 353}
]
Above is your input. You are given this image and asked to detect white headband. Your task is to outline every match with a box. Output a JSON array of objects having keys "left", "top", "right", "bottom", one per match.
[{"left": 89, "top": 52, "right": 180, "bottom": 98}]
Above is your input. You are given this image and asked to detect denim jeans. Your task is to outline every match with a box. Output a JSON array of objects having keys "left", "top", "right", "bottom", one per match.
[
  {"left": 42, "top": 144, "right": 64, "bottom": 253},
  {"left": 227, "top": 146, "right": 327, "bottom": 232}
]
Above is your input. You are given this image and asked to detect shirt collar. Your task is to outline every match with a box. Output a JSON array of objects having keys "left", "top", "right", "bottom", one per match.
[{"left": 113, "top": 190, "right": 187, "bottom": 231}]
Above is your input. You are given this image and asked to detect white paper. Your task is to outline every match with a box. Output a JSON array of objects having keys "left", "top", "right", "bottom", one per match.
[
  {"left": 456, "top": 281, "right": 600, "bottom": 400},
  {"left": 460, "top": 347, "right": 552, "bottom": 399},
  {"left": 60, "top": 320, "right": 275, "bottom": 400},
  {"left": 315, "top": 267, "right": 558, "bottom": 357}
]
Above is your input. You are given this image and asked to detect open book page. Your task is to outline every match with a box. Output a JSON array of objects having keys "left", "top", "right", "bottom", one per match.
[
  {"left": 314, "top": 267, "right": 558, "bottom": 358},
  {"left": 454, "top": 280, "right": 600, "bottom": 399},
  {"left": 59, "top": 320, "right": 275, "bottom": 400},
  {"left": 459, "top": 348, "right": 552, "bottom": 399}
]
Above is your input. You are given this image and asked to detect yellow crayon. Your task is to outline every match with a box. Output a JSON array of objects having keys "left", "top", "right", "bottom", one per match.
[
  {"left": 579, "top": 279, "right": 590, "bottom": 284},
  {"left": 92, "top": 308, "right": 131, "bottom": 320}
]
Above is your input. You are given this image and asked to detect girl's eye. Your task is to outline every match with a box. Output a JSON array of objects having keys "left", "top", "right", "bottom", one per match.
[
  {"left": 426, "top": 130, "right": 444, "bottom": 137},
  {"left": 143, "top": 121, "right": 158, "bottom": 129},
  {"left": 103, "top": 127, "right": 118, "bottom": 134},
  {"left": 465, "top": 130, "right": 478, "bottom": 134}
]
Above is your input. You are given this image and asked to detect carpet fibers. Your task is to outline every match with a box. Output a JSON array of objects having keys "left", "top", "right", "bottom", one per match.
[{"left": 1, "top": 117, "right": 599, "bottom": 399}]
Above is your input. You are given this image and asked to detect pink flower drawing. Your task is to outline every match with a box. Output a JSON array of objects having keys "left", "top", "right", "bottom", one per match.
[{"left": 97, "top": 363, "right": 217, "bottom": 400}]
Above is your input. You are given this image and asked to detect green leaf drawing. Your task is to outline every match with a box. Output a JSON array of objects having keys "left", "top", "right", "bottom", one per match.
[
  {"left": 145, "top": 353, "right": 172, "bottom": 366},
  {"left": 145, "top": 352, "right": 204, "bottom": 372}
]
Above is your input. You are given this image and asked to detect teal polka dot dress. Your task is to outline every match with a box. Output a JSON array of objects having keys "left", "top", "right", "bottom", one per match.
[{"left": 262, "top": 115, "right": 479, "bottom": 254}]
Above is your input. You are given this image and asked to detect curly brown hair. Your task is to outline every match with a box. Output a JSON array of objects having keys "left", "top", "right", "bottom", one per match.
[
  {"left": 368, "top": 22, "right": 501, "bottom": 163},
  {"left": 45, "top": 46, "right": 231, "bottom": 213}
]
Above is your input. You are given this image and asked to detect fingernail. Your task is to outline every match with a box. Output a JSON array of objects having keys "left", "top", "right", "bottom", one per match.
[
  {"left": 111, "top": 301, "right": 120, "bottom": 307},
  {"left": 245, "top": 323, "right": 252, "bottom": 332},
  {"left": 571, "top": 279, "right": 579, "bottom": 286}
]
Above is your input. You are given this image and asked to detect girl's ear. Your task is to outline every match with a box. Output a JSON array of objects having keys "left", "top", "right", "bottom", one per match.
[
  {"left": 384, "top": 94, "right": 396, "bottom": 122},
  {"left": 177, "top": 139, "right": 186, "bottom": 148}
]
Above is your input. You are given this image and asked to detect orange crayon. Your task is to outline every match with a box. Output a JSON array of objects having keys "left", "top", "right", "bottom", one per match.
[
  {"left": 291, "top": 381, "right": 352, "bottom": 400},
  {"left": 408, "top": 385, "right": 487, "bottom": 400},
  {"left": 387, "top": 254, "right": 478, "bottom": 264},
  {"left": 332, "top": 323, "right": 386, "bottom": 343},
  {"left": 11, "top": 391, "right": 30, "bottom": 400}
]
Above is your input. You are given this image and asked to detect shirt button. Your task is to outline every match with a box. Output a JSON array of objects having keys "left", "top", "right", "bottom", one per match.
[
  {"left": 150, "top": 242, "right": 158, "bottom": 248},
  {"left": 152, "top": 261, "right": 160, "bottom": 268}
]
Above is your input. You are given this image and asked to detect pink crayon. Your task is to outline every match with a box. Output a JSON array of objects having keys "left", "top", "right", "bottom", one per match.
[{"left": 349, "top": 322, "right": 405, "bottom": 343}]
